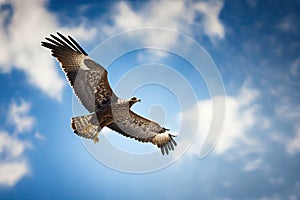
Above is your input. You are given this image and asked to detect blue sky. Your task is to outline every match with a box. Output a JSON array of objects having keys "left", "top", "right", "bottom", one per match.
[{"left": 0, "top": 0, "right": 300, "bottom": 199}]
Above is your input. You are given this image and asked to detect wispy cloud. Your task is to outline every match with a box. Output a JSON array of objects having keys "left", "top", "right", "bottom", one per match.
[
  {"left": 270, "top": 93, "right": 300, "bottom": 155},
  {"left": 287, "top": 128, "right": 300, "bottom": 154},
  {"left": 103, "top": 0, "right": 225, "bottom": 54},
  {"left": 0, "top": 99, "right": 39, "bottom": 187},
  {"left": 194, "top": 0, "right": 225, "bottom": 40},
  {"left": 34, "top": 132, "right": 45, "bottom": 141},
  {"left": 0, "top": 131, "right": 30, "bottom": 187},
  {"left": 181, "top": 80, "right": 266, "bottom": 159},
  {"left": 0, "top": 0, "right": 97, "bottom": 101},
  {"left": 8, "top": 100, "right": 34, "bottom": 134},
  {"left": 244, "top": 157, "right": 263, "bottom": 171}
]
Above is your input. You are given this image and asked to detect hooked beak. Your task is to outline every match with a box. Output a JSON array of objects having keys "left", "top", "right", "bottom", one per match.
[{"left": 137, "top": 98, "right": 141, "bottom": 102}]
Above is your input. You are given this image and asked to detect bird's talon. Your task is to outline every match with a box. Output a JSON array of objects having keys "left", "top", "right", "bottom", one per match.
[{"left": 93, "top": 137, "right": 99, "bottom": 143}]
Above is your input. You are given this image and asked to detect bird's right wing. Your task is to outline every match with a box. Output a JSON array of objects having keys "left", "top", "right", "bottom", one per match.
[
  {"left": 41, "top": 32, "right": 117, "bottom": 112},
  {"left": 107, "top": 110, "right": 177, "bottom": 155}
]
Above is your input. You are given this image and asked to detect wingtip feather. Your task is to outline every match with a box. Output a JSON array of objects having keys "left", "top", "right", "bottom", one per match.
[{"left": 156, "top": 132, "right": 177, "bottom": 156}]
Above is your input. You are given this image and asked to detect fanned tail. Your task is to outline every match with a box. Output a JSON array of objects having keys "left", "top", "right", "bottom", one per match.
[{"left": 71, "top": 113, "right": 101, "bottom": 143}]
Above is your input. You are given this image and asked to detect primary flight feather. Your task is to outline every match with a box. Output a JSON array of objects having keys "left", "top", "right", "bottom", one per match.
[{"left": 41, "top": 32, "right": 177, "bottom": 155}]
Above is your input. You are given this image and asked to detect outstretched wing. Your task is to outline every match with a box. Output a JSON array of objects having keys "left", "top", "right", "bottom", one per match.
[
  {"left": 41, "top": 32, "right": 117, "bottom": 112},
  {"left": 107, "top": 111, "right": 177, "bottom": 155}
]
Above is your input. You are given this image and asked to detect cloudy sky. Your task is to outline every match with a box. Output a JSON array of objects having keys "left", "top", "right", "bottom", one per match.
[{"left": 1, "top": 0, "right": 300, "bottom": 199}]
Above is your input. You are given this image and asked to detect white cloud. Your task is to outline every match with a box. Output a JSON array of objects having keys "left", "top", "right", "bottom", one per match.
[
  {"left": 104, "top": 0, "right": 225, "bottom": 51},
  {"left": 0, "top": 99, "right": 41, "bottom": 187},
  {"left": 271, "top": 97, "right": 300, "bottom": 155},
  {"left": 244, "top": 158, "right": 263, "bottom": 171},
  {"left": 104, "top": 1, "right": 188, "bottom": 53},
  {"left": 194, "top": 0, "right": 225, "bottom": 40},
  {"left": 8, "top": 100, "right": 34, "bottom": 134},
  {"left": 287, "top": 128, "right": 300, "bottom": 154},
  {"left": 275, "top": 97, "right": 300, "bottom": 120},
  {"left": 0, "top": 0, "right": 97, "bottom": 101},
  {"left": 262, "top": 119, "right": 271, "bottom": 130},
  {"left": 0, "top": 131, "right": 30, "bottom": 187},
  {"left": 181, "top": 81, "right": 264, "bottom": 158},
  {"left": 108, "top": 1, "right": 193, "bottom": 32},
  {"left": 34, "top": 132, "right": 45, "bottom": 141}
]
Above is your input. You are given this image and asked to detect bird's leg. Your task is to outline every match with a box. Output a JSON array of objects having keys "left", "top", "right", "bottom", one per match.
[
  {"left": 92, "top": 118, "right": 112, "bottom": 144},
  {"left": 92, "top": 125, "right": 102, "bottom": 144},
  {"left": 93, "top": 133, "right": 100, "bottom": 143}
]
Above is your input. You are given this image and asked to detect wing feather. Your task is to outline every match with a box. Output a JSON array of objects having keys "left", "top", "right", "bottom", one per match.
[
  {"left": 41, "top": 32, "right": 117, "bottom": 112},
  {"left": 107, "top": 110, "right": 176, "bottom": 155}
]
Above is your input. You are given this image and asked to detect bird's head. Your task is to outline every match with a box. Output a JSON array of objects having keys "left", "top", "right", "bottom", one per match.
[{"left": 128, "top": 96, "right": 141, "bottom": 107}]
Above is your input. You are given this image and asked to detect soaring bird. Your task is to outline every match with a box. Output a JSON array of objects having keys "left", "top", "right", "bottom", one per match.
[{"left": 41, "top": 32, "right": 176, "bottom": 155}]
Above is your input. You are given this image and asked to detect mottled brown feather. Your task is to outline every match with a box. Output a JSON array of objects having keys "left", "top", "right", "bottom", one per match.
[{"left": 41, "top": 32, "right": 117, "bottom": 112}]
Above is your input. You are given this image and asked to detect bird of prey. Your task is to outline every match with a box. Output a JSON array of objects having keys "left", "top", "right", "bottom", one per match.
[{"left": 41, "top": 32, "right": 177, "bottom": 155}]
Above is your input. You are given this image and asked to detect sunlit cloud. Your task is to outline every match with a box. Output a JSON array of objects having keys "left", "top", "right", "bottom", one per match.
[
  {"left": 0, "top": 0, "right": 97, "bottom": 101},
  {"left": 194, "top": 0, "right": 225, "bottom": 40},
  {"left": 0, "top": 131, "right": 30, "bottom": 187},
  {"left": 8, "top": 100, "right": 34, "bottom": 134},
  {"left": 102, "top": 0, "right": 225, "bottom": 58},
  {"left": 181, "top": 80, "right": 266, "bottom": 158},
  {"left": 0, "top": 99, "right": 38, "bottom": 187},
  {"left": 287, "top": 127, "right": 300, "bottom": 154}
]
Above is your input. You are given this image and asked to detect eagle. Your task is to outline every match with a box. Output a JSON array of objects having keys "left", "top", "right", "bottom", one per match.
[{"left": 41, "top": 32, "right": 177, "bottom": 155}]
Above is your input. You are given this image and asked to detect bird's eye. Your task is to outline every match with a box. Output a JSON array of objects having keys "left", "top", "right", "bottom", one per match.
[{"left": 131, "top": 97, "right": 137, "bottom": 100}]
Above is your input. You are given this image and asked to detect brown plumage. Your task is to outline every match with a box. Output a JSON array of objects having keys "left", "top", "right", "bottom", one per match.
[{"left": 42, "top": 32, "right": 177, "bottom": 155}]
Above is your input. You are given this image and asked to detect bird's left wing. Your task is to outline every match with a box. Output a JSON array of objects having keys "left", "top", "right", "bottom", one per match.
[
  {"left": 107, "top": 110, "right": 177, "bottom": 155},
  {"left": 41, "top": 32, "right": 117, "bottom": 112}
]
